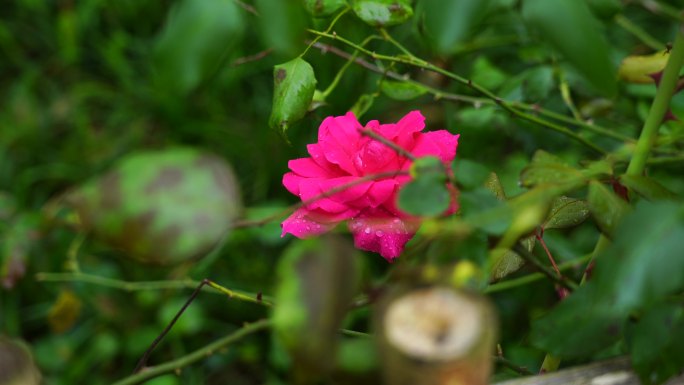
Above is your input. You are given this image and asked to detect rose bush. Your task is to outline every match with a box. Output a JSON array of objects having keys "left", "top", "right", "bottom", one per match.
[{"left": 281, "top": 111, "right": 460, "bottom": 261}]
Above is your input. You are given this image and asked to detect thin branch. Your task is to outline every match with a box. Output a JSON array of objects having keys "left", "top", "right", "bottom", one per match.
[
  {"left": 231, "top": 48, "right": 273, "bottom": 67},
  {"left": 512, "top": 244, "right": 579, "bottom": 291},
  {"left": 307, "top": 29, "right": 609, "bottom": 154},
  {"left": 359, "top": 128, "right": 416, "bottom": 160},
  {"left": 113, "top": 319, "right": 270, "bottom": 385}
]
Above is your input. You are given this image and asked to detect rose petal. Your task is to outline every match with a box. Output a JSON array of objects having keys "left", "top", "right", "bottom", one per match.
[
  {"left": 288, "top": 157, "right": 333, "bottom": 178},
  {"left": 318, "top": 113, "right": 363, "bottom": 174},
  {"left": 367, "top": 179, "right": 397, "bottom": 207},
  {"left": 281, "top": 209, "right": 338, "bottom": 238},
  {"left": 348, "top": 209, "right": 418, "bottom": 261},
  {"left": 412, "top": 131, "right": 460, "bottom": 163},
  {"left": 298, "top": 177, "right": 372, "bottom": 213}
]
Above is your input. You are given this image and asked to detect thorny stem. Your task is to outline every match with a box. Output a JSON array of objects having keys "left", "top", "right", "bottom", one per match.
[
  {"left": 307, "top": 29, "right": 608, "bottom": 154},
  {"left": 321, "top": 35, "right": 381, "bottom": 99},
  {"left": 310, "top": 41, "right": 633, "bottom": 143},
  {"left": 300, "top": 6, "right": 350, "bottom": 58},
  {"left": 359, "top": 128, "right": 416, "bottom": 160},
  {"left": 512, "top": 244, "right": 579, "bottom": 292}
]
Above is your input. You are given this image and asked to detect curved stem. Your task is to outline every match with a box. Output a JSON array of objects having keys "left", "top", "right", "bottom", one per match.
[
  {"left": 626, "top": 25, "right": 684, "bottom": 175},
  {"left": 113, "top": 319, "right": 271, "bottom": 385}
]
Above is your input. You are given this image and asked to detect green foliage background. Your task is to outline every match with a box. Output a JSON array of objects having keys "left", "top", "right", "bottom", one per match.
[{"left": 1, "top": 0, "right": 684, "bottom": 384}]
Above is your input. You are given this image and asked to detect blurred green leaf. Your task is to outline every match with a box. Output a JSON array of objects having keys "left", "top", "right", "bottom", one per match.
[
  {"left": 336, "top": 338, "right": 378, "bottom": 373},
  {"left": 269, "top": 58, "right": 317, "bottom": 135},
  {"left": 454, "top": 158, "right": 490, "bottom": 190},
  {"left": 620, "top": 174, "right": 678, "bottom": 201},
  {"left": 418, "top": 0, "right": 492, "bottom": 55},
  {"left": 588, "top": 181, "right": 630, "bottom": 238},
  {"left": 522, "top": 66, "right": 554, "bottom": 102},
  {"left": 152, "top": 0, "right": 244, "bottom": 95},
  {"left": 380, "top": 80, "right": 428, "bottom": 101},
  {"left": 304, "top": 0, "right": 348, "bottom": 17},
  {"left": 532, "top": 202, "right": 684, "bottom": 358},
  {"left": 460, "top": 188, "right": 512, "bottom": 235},
  {"left": 522, "top": 0, "right": 617, "bottom": 96},
  {"left": 543, "top": 196, "right": 590, "bottom": 230},
  {"left": 273, "top": 236, "right": 361, "bottom": 377},
  {"left": 484, "top": 172, "right": 506, "bottom": 201},
  {"left": 399, "top": 156, "right": 450, "bottom": 216},
  {"left": 352, "top": 0, "right": 413, "bottom": 27},
  {"left": 65, "top": 148, "right": 241, "bottom": 264},
  {"left": 256, "top": 0, "right": 307, "bottom": 57},
  {"left": 627, "top": 303, "right": 684, "bottom": 385},
  {"left": 471, "top": 57, "right": 508, "bottom": 91}
]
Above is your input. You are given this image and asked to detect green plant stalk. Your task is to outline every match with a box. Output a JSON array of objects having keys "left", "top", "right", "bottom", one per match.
[
  {"left": 626, "top": 26, "right": 684, "bottom": 176},
  {"left": 485, "top": 253, "right": 592, "bottom": 293},
  {"left": 112, "top": 319, "right": 271, "bottom": 385},
  {"left": 321, "top": 35, "right": 380, "bottom": 99}
]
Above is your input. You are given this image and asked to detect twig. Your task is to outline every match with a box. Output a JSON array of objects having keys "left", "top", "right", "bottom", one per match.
[
  {"left": 113, "top": 319, "right": 270, "bottom": 385},
  {"left": 231, "top": 48, "right": 273, "bottom": 67},
  {"left": 494, "top": 356, "right": 534, "bottom": 376},
  {"left": 359, "top": 128, "right": 416, "bottom": 160},
  {"left": 512, "top": 244, "right": 579, "bottom": 291},
  {"left": 233, "top": 0, "right": 258, "bottom": 16}
]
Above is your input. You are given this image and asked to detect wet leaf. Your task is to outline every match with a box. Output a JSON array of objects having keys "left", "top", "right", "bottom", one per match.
[
  {"left": 304, "top": 0, "right": 348, "bottom": 17},
  {"left": 65, "top": 148, "right": 241, "bottom": 264},
  {"left": 522, "top": 0, "right": 617, "bottom": 96},
  {"left": 543, "top": 196, "right": 590, "bottom": 230},
  {"left": 270, "top": 58, "right": 317, "bottom": 135},
  {"left": 483, "top": 172, "right": 506, "bottom": 201},
  {"left": 588, "top": 181, "right": 630, "bottom": 238},
  {"left": 620, "top": 174, "right": 678, "bottom": 201},
  {"left": 418, "top": 0, "right": 492, "bottom": 55},
  {"left": 454, "top": 159, "right": 489, "bottom": 190},
  {"left": 490, "top": 249, "right": 525, "bottom": 280},
  {"left": 380, "top": 80, "right": 427, "bottom": 101},
  {"left": 352, "top": 0, "right": 413, "bottom": 27},
  {"left": 152, "top": 0, "right": 244, "bottom": 95},
  {"left": 619, "top": 51, "right": 669, "bottom": 84},
  {"left": 273, "top": 236, "right": 361, "bottom": 377},
  {"left": 520, "top": 150, "right": 584, "bottom": 188}
]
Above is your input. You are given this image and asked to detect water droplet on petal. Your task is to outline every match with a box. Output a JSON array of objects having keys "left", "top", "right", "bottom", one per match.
[
  {"left": 375, "top": 230, "right": 383, "bottom": 236},
  {"left": 364, "top": 227, "right": 371, "bottom": 234}
]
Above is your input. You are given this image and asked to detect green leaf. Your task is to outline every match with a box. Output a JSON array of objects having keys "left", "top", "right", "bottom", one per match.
[
  {"left": 471, "top": 57, "right": 508, "bottom": 91},
  {"left": 380, "top": 80, "right": 428, "bottom": 101},
  {"left": 352, "top": 0, "right": 413, "bottom": 27},
  {"left": 454, "top": 159, "right": 490, "bottom": 190},
  {"left": 543, "top": 196, "right": 590, "bottom": 230},
  {"left": 273, "top": 236, "right": 361, "bottom": 377},
  {"left": 490, "top": 249, "right": 525, "bottom": 280},
  {"left": 522, "top": 0, "right": 617, "bottom": 96},
  {"left": 627, "top": 303, "right": 684, "bottom": 385},
  {"left": 337, "top": 338, "right": 378, "bottom": 373},
  {"left": 532, "top": 202, "right": 684, "bottom": 358},
  {"left": 460, "top": 188, "right": 512, "bottom": 235},
  {"left": 587, "top": 181, "right": 630, "bottom": 238},
  {"left": 65, "top": 148, "right": 241, "bottom": 265},
  {"left": 620, "top": 174, "right": 678, "bottom": 201},
  {"left": 269, "top": 58, "right": 317, "bottom": 135},
  {"left": 522, "top": 66, "right": 554, "bottom": 102},
  {"left": 417, "top": 0, "right": 492, "bottom": 55},
  {"left": 584, "top": 0, "right": 623, "bottom": 19},
  {"left": 304, "top": 0, "right": 348, "bottom": 17},
  {"left": 152, "top": 0, "right": 244, "bottom": 95},
  {"left": 255, "top": 0, "right": 307, "bottom": 57},
  {"left": 398, "top": 176, "right": 450, "bottom": 217},
  {"left": 519, "top": 150, "right": 584, "bottom": 189},
  {"left": 484, "top": 172, "right": 507, "bottom": 201}
]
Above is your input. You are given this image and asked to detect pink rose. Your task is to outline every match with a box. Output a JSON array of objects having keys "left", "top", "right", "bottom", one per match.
[{"left": 281, "top": 110, "right": 460, "bottom": 261}]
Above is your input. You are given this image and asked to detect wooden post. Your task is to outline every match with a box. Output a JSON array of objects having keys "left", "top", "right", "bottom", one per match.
[{"left": 375, "top": 286, "right": 497, "bottom": 385}]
